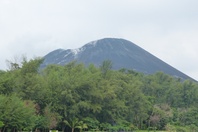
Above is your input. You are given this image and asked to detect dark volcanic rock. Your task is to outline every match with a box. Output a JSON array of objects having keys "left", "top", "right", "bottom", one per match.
[{"left": 41, "top": 38, "right": 192, "bottom": 80}]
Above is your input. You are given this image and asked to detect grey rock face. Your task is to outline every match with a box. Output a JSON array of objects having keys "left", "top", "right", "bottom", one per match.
[{"left": 41, "top": 38, "right": 192, "bottom": 80}]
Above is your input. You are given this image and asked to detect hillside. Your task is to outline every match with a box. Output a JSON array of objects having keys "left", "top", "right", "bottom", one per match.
[{"left": 41, "top": 38, "right": 192, "bottom": 80}]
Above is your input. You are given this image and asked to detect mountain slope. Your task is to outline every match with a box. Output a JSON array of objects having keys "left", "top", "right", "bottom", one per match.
[{"left": 41, "top": 38, "right": 192, "bottom": 80}]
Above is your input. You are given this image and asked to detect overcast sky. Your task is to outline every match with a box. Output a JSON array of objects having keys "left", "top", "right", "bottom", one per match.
[{"left": 0, "top": 0, "right": 198, "bottom": 80}]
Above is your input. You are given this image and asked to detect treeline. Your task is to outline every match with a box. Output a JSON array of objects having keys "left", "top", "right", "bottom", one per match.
[{"left": 0, "top": 58, "right": 198, "bottom": 132}]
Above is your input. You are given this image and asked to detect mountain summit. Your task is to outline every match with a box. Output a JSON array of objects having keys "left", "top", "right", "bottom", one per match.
[{"left": 42, "top": 38, "right": 192, "bottom": 80}]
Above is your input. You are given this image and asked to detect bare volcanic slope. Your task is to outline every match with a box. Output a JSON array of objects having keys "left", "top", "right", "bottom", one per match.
[{"left": 41, "top": 38, "right": 192, "bottom": 80}]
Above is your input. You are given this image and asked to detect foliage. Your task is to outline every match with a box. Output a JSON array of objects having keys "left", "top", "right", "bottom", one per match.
[
  {"left": 0, "top": 95, "right": 37, "bottom": 131},
  {"left": 64, "top": 118, "right": 87, "bottom": 132},
  {"left": 0, "top": 58, "right": 198, "bottom": 131},
  {"left": 0, "top": 121, "right": 4, "bottom": 127}
]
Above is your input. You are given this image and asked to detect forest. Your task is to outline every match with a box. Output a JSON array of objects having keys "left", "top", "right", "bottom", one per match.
[{"left": 0, "top": 57, "right": 198, "bottom": 132}]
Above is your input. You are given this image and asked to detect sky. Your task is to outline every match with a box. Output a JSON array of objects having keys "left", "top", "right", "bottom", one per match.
[{"left": 0, "top": 0, "right": 198, "bottom": 80}]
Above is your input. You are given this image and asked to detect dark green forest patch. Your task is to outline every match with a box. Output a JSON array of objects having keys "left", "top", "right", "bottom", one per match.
[{"left": 0, "top": 58, "right": 198, "bottom": 132}]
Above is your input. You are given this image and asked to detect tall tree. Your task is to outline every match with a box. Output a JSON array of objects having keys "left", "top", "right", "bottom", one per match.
[
  {"left": 100, "top": 60, "right": 112, "bottom": 79},
  {"left": 0, "top": 95, "right": 37, "bottom": 131}
]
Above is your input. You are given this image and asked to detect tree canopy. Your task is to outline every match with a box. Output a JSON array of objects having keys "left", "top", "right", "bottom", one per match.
[{"left": 0, "top": 58, "right": 198, "bottom": 132}]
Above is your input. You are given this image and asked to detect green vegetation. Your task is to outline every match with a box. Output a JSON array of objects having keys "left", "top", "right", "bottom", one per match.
[{"left": 0, "top": 57, "right": 198, "bottom": 132}]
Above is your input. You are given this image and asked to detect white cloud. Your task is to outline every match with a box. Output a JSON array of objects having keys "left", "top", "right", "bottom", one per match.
[{"left": 0, "top": 0, "right": 198, "bottom": 80}]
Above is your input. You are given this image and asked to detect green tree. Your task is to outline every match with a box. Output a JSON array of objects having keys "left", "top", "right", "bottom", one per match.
[
  {"left": 0, "top": 70, "right": 15, "bottom": 94},
  {"left": 64, "top": 118, "right": 83, "bottom": 132},
  {"left": 0, "top": 95, "right": 37, "bottom": 131},
  {"left": 0, "top": 121, "right": 4, "bottom": 131},
  {"left": 100, "top": 60, "right": 112, "bottom": 79},
  {"left": 43, "top": 105, "right": 61, "bottom": 130},
  {"left": 83, "top": 117, "right": 100, "bottom": 131},
  {"left": 76, "top": 121, "right": 88, "bottom": 132}
]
